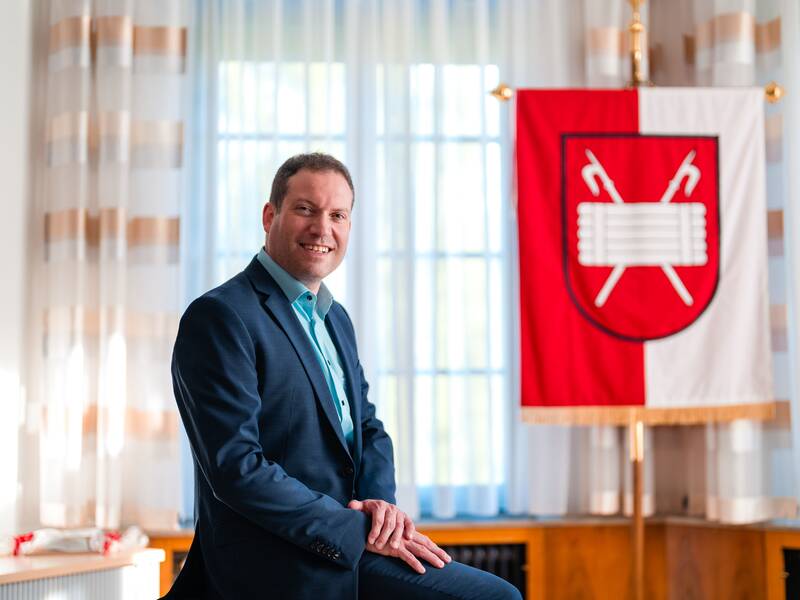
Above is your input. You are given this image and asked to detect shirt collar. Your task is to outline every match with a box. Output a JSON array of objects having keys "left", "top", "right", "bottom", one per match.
[{"left": 257, "top": 247, "right": 334, "bottom": 318}]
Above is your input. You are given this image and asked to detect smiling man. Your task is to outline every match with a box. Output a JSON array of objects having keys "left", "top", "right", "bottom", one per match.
[{"left": 166, "top": 153, "right": 522, "bottom": 599}]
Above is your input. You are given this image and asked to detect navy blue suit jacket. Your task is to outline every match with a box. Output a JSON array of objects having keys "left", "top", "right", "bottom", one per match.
[{"left": 165, "top": 257, "right": 396, "bottom": 599}]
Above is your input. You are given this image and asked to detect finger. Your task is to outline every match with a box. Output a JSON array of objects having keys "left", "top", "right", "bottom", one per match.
[
  {"left": 375, "top": 509, "right": 397, "bottom": 549},
  {"left": 431, "top": 544, "right": 451, "bottom": 563},
  {"left": 415, "top": 533, "right": 451, "bottom": 563},
  {"left": 368, "top": 505, "right": 386, "bottom": 545},
  {"left": 347, "top": 500, "right": 363, "bottom": 510},
  {"left": 403, "top": 515, "right": 416, "bottom": 540},
  {"left": 389, "top": 517, "right": 405, "bottom": 549},
  {"left": 408, "top": 541, "right": 445, "bottom": 569},
  {"left": 399, "top": 547, "right": 426, "bottom": 574}
]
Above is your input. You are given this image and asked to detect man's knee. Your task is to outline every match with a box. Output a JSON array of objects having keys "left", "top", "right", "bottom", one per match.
[
  {"left": 491, "top": 577, "right": 523, "bottom": 600},
  {"left": 359, "top": 552, "right": 523, "bottom": 600},
  {"left": 450, "top": 564, "right": 523, "bottom": 600}
]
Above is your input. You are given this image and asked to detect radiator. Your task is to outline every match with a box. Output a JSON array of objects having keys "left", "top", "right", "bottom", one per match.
[
  {"left": 440, "top": 543, "right": 526, "bottom": 598},
  {"left": 0, "top": 559, "right": 160, "bottom": 600}
]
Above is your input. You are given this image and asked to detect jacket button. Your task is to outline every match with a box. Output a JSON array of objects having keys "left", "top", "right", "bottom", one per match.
[{"left": 341, "top": 465, "right": 354, "bottom": 477}]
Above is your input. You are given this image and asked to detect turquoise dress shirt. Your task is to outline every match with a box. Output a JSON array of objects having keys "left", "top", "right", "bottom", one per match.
[{"left": 257, "top": 248, "right": 354, "bottom": 448}]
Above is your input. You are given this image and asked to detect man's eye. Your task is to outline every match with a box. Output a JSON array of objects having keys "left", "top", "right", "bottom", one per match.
[
  {"left": 332, "top": 212, "right": 347, "bottom": 221},
  {"left": 296, "top": 206, "right": 312, "bottom": 214}
]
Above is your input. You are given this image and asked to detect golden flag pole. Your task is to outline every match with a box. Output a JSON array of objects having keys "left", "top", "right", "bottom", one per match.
[
  {"left": 627, "top": 0, "right": 651, "bottom": 88},
  {"left": 627, "top": 4, "right": 648, "bottom": 599}
]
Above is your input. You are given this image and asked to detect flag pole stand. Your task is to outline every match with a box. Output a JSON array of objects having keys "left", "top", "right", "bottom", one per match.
[{"left": 629, "top": 417, "right": 645, "bottom": 600}]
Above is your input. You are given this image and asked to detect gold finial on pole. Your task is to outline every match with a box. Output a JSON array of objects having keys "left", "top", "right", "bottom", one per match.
[
  {"left": 490, "top": 83, "right": 514, "bottom": 101},
  {"left": 627, "top": 0, "right": 651, "bottom": 87},
  {"left": 765, "top": 81, "right": 785, "bottom": 103}
]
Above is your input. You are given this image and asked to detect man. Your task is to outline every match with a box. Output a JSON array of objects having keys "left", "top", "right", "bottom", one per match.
[{"left": 167, "top": 153, "right": 522, "bottom": 599}]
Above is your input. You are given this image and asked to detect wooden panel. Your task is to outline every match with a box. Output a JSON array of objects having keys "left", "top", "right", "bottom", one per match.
[
  {"left": 421, "top": 525, "right": 529, "bottom": 546},
  {"left": 421, "top": 525, "right": 543, "bottom": 600},
  {"left": 542, "top": 524, "right": 666, "bottom": 600},
  {"left": 665, "top": 524, "right": 765, "bottom": 600},
  {"left": 147, "top": 534, "right": 192, "bottom": 596},
  {"left": 764, "top": 530, "right": 800, "bottom": 600}
]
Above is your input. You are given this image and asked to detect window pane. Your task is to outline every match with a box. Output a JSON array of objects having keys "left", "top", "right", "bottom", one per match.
[
  {"left": 375, "top": 142, "right": 390, "bottom": 253},
  {"left": 376, "top": 257, "right": 395, "bottom": 369},
  {"left": 410, "top": 64, "right": 435, "bottom": 136},
  {"left": 489, "top": 258, "right": 504, "bottom": 371},
  {"left": 255, "top": 62, "right": 277, "bottom": 132},
  {"left": 414, "top": 142, "right": 435, "bottom": 253},
  {"left": 277, "top": 63, "right": 306, "bottom": 135},
  {"left": 378, "top": 142, "right": 410, "bottom": 253},
  {"left": 487, "top": 141, "right": 502, "bottom": 253},
  {"left": 435, "top": 257, "right": 487, "bottom": 371},
  {"left": 309, "top": 63, "right": 346, "bottom": 135},
  {"left": 484, "top": 65, "right": 501, "bottom": 138},
  {"left": 442, "top": 65, "right": 482, "bottom": 137},
  {"left": 413, "top": 375, "right": 435, "bottom": 485},
  {"left": 414, "top": 258, "right": 434, "bottom": 371},
  {"left": 437, "top": 142, "right": 486, "bottom": 253}
]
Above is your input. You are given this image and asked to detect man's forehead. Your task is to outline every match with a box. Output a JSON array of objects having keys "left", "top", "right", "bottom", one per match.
[{"left": 285, "top": 169, "right": 353, "bottom": 206}]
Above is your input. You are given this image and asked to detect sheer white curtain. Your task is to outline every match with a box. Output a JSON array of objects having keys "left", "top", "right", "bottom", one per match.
[
  {"left": 651, "top": 0, "right": 794, "bottom": 523},
  {"left": 27, "top": 0, "right": 188, "bottom": 530},
  {"left": 185, "top": 0, "right": 797, "bottom": 523}
]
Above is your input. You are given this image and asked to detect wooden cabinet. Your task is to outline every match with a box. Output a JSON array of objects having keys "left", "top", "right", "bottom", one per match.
[{"left": 149, "top": 518, "right": 800, "bottom": 599}]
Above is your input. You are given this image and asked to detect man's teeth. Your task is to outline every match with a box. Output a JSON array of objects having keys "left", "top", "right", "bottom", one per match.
[{"left": 302, "top": 244, "right": 330, "bottom": 254}]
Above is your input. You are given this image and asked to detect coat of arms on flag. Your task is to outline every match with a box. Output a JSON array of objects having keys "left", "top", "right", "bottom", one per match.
[
  {"left": 516, "top": 88, "right": 774, "bottom": 423},
  {"left": 563, "top": 133, "right": 719, "bottom": 341}
]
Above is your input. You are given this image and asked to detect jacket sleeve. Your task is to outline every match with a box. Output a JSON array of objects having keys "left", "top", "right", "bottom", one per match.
[{"left": 172, "top": 295, "right": 370, "bottom": 569}]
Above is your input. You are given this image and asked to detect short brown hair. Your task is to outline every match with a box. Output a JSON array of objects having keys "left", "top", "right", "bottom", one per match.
[{"left": 269, "top": 153, "right": 355, "bottom": 211}]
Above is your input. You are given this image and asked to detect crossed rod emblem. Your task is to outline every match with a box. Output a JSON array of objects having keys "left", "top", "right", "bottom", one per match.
[{"left": 577, "top": 148, "right": 708, "bottom": 308}]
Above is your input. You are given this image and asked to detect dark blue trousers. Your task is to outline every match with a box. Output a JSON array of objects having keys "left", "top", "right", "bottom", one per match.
[{"left": 358, "top": 552, "right": 523, "bottom": 600}]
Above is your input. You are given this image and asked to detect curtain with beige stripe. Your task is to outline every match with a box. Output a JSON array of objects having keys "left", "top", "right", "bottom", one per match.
[
  {"left": 34, "top": 0, "right": 187, "bottom": 529},
  {"left": 648, "top": 0, "right": 793, "bottom": 523}
]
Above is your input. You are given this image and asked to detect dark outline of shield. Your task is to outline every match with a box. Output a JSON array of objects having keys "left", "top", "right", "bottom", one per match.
[{"left": 560, "top": 132, "right": 721, "bottom": 343}]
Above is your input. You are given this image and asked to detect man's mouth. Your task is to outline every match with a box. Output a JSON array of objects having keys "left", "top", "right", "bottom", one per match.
[{"left": 300, "top": 243, "right": 332, "bottom": 254}]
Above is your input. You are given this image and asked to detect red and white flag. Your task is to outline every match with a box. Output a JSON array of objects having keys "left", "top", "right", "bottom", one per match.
[{"left": 516, "top": 89, "right": 773, "bottom": 421}]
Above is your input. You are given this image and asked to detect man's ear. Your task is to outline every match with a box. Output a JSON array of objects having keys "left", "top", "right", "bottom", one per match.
[{"left": 262, "top": 202, "right": 275, "bottom": 233}]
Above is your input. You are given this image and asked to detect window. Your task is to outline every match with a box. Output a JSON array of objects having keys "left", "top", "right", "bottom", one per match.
[{"left": 183, "top": 3, "right": 512, "bottom": 520}]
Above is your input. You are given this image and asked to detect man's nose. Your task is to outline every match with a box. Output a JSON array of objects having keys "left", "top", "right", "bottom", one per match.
[{"left": 308, "top": 213, "right": 333, "bottom": 238}]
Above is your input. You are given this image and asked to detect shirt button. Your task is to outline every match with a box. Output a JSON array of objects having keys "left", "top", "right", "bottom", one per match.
[{"left": 306, "top": 294, "right": 312, "bottom": 301}]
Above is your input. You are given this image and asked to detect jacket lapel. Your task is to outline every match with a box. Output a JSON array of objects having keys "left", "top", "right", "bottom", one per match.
[
  {"left": 325, "top": 311, "right": 363, "bottom": 467},
  {"left": 244, "top": 258, "right": 351, "bottom": 457}
]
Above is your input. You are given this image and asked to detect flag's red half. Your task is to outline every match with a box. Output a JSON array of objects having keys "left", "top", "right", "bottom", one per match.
[{"left": 516, "top": 90, "right": 644, "bottom": 407}]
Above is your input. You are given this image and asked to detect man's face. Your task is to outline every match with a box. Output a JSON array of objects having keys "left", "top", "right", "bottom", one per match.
[{"left": 262, "top": 168, "right": 353, "bottom": 293}]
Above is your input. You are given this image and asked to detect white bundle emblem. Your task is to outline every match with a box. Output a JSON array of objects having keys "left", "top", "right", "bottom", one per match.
[{"left": 576, "top": 149, "right": 707, "bottom": 307}]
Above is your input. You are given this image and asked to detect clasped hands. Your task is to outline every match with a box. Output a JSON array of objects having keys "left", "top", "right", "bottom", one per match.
[{"left": 348, "top": 499, "right": 451, "bottom": 574}]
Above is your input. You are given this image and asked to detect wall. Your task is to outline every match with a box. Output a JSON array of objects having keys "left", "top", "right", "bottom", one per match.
[{"left": 0, "top": 1, "right": 32, "bottom": 535}]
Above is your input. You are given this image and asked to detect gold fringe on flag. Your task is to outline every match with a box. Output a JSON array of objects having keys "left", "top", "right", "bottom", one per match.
[{"left": 521, "top": 401, "right": 788, "bottom": 426}]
